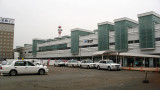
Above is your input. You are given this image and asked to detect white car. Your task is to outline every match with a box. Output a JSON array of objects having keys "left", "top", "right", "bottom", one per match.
[
  {"left": 0, "top": 60, "right": 49, "bottom": 76},
  {"left": 96, "top": 60, "right": 121, "bottom": 71},
  {"left": 79, "top": 60, "right": 96, "bottom": 69},
  {"left": 54, "top": 60, "right": 66, "bottom": 67},
  {"left": 67, "top": 60, "right": 79, "bottom": 67}
]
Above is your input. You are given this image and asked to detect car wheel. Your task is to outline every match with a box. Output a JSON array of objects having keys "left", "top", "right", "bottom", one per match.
[
  {"left": 72, "top": 65, "right": 74, "bottom": 67},
  {"left": 87, "top": 65, "right": 90, "bottom": 69},
  {"left": 97, "top": 66, "right": 100, "bottom": 70},
  {"left": 80, "top": 65, "right": 82, "bottom": 68},
  {"left": 66, "top": 64, "right": 68, "bottom": 67},
  {"left": 108, "top": 67, "right": 111, "bottom": 71},
  {"left": 10, "top": 70, "right": 17, "bottom": 76},
  {"left": 39, "top": 69, "right": 45, "bottom": 75}
]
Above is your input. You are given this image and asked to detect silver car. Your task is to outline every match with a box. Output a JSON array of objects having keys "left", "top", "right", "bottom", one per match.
[
  {"left": 54, "top": 60, "right": 65, "bottom": 67},
  {"left": 67, "top": 60, "right": 79, "bottom": 67},
  {"left": 79, "top": 60, "right": 96, "bottom": 69},
  {"left": 96, "top": 60, "right": 121, "bottom": 71}
]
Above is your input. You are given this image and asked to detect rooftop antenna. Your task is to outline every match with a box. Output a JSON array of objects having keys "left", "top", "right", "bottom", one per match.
[{"left": 58, "top": 25, "right": 62, "bottom": 37}]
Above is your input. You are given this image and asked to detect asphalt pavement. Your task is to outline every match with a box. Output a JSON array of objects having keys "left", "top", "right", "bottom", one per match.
[{"left": 0, "top": 66, "right": 160, "bottom": 90}]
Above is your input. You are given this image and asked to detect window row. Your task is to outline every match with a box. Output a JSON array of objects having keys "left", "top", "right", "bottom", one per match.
[
  {"left": 0, "top": 49, "right": 13, "bottom": 51},
  {"left": 0, "top": 32, "right": 14, "bottom": 35},
  {"left": 0, "top": 42, "right": 13, "bottom": 44},
  {"left": 0, "top": 39, "right": 13, "bottom": 41}
]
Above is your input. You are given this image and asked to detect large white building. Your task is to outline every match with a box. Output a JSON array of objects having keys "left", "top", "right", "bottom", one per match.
[{"left": 18, "top": 11, "right": 160, "bottom": 68}]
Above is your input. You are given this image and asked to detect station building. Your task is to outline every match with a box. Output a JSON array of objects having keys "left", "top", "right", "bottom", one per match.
[{"left": 19, "top": 11, "right": 160, "bottom": 67}]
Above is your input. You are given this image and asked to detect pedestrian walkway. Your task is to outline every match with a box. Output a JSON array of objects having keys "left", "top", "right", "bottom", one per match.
[{"left": 122, "top": 67, "right": 160, "bottom": 72}]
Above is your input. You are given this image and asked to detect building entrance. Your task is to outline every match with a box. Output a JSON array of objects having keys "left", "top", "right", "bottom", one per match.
[
  {"left": 135, "top": 57, "right": 143, "bottom": 67},
  {"left": 127, "top": 57, "right": 134, "bottom": 67}
]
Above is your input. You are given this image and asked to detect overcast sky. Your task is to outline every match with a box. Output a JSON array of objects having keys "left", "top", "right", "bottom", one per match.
[{"left": 0, "top": 0, "right": 160, "bottom": 48}]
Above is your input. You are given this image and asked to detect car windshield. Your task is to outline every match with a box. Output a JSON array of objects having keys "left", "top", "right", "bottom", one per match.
[
  {"left": 107, "top": 60, "right": 114, "bottom": 63},
  {"left": 87, "top": 60, "right": 93, "bottom": 63},
  {"left": 7, "top": 61, "right": 13, "bottom": 65}
]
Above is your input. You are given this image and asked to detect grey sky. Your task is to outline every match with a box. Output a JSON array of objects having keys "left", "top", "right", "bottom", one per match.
[{"left": 0, "top": 0, "right": 160, "bottom": 48}]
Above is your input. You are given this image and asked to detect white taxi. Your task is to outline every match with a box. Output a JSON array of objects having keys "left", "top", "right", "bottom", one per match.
[
  {"left": 79, "top": 60, "right": 96, "bottom": 69},
  {"left": 0, "top": 60, "right": 49, "bottom": 76}
]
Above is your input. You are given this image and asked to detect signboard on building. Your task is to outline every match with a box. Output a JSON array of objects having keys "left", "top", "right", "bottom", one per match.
[
  {"left": 84, "top": 40, "right": 93, "bottom": 43},
  {"left": 0, "top": 17, "right": 14, "bottom": 24}
]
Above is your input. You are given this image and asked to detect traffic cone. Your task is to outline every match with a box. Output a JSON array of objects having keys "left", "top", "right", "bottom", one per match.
[
  {"left": 141, "top": 65, "right": 143, "bottom": 72},
  {"left": 129, "top": 65, "right": 131, "bottom": 71}
]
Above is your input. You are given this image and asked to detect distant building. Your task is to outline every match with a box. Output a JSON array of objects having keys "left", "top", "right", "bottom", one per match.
[
  {"left": 0, "top": 17, "right": 15, "bottom": 59},
  {"left": 18, "top": 11, "right": 160, "bottom": 68}
]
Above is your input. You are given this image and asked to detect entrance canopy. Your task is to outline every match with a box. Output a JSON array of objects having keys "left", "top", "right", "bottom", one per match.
[
  {"left": 93, "top": 50, "right": 117, "bottom": 56},
  {"left": 93, "top": 51, "right": 160, "bottom": 58},
  {"left": 119, "top": 53, "right": 160, "bottom": 58}
]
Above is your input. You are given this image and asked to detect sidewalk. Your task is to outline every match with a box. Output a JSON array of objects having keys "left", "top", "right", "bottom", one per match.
[{"left": 122, "top": 67, "right": 160, "bottom": 72}]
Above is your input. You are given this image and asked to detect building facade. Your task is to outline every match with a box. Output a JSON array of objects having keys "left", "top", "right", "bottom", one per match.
[
  {"left": 0, "top": 17, "right": 14, "bottom": 59},
  {"left": 19, "top": 11, "right": 160, "bottom": 67}
]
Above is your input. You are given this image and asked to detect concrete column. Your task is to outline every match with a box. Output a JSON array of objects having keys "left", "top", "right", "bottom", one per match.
[
  {"left": 120, "top": 58, "right": 122, "bottom": 66},
  {"left": 134, "top": 57, "right": 136, "bottom": 67},
  {"left": 149, "top": 58, "right": 153, "bottom": 67},
  {"left": 116, "top": 55, "right": 117, "bottom": 63},
  {"left": 143, "top": 58, "right": 145, "bottom": 67},
  {"left": 102, "top": 54, "right": 103, "bottom": 60},
  {"left": 123, "top": 56, "right": 124, "bottom": 67},
  {"left": 124, "top": 58, "right": 127, "bottom": 67}
]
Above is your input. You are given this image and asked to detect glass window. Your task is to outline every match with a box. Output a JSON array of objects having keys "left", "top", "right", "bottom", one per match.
[
  {"left": 134, "top": 40, "right": 139, "bottom": 43},
  {"left": 155, "top": 37, "right": 160, "bottom": 41},
  {"left": 103, "top": 61, "right": 106, "bottom": 63},
  {"left": 27, "top": 61, "right": 35, "bottom": 66},
  {"left": 128, "top": 41, "right": 133, "bottom": 44},
  {"left": 14, "top": 61, "right": 26, "bottom": 66},
  {"left": 87, "top": 60, "right": 93, "bottom": 63},
  {"left": 99, "top": 61, "right": 103, "bottom": 63},
  {"left": 107, "top": 60, "right": 114, "bottom": 63},
  {"left": 109, "top": 42, "right": 115, "bottom": 45},
  {"left": 81, "top": 60, "right": 85, "bottom": 63}
]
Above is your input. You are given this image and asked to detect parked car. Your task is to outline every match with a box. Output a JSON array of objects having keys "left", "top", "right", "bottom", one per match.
[
  {"left": 65, "top": 60, "right": 70, "bottom": 66},
  {"left": 67, "top": 60, "right": 79, "bottom": 67},
  {"left": 0, "top": 60, "right": 49, "bottom": 76},
  {"left": 79, "top": 60, "right": 96, "bottom": 69},
  {"left": 96, "top": 60, "right": 121, "bottom": 71},
  {"left": 54, "top": 60, "right": 66, "bottom": 67}
]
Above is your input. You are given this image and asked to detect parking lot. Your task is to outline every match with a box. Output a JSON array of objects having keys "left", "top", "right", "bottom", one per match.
[{"left": 0, "top": 66, "right": 160, "bottom": 90}]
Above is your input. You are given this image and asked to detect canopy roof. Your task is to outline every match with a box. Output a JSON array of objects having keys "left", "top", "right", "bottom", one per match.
[
  {"left": 93, "top": 51, "right": 160, "bottom": 58},
  {"left": 93, "top": 50, "right": 117, "bottom": 56}
]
